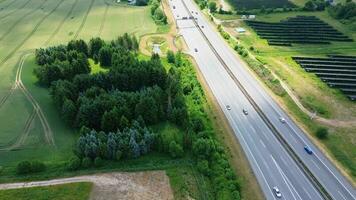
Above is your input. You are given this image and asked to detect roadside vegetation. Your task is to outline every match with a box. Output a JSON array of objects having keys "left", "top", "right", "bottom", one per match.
[{"left": 0, "top": 182, "right": 93, "bottom": 200}]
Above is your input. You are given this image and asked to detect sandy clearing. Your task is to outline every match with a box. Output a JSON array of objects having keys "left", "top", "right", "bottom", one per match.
[{"left": 0, "top": 171, "right": 174, "bottom": 200}]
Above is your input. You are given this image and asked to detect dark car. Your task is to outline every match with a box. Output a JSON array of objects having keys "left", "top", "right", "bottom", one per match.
[
  {"left": 243, "top": 109, "right": 248, "bottom": 115},
  {"left": 304, "top": 146, "right": 313, "bottom": 155}
]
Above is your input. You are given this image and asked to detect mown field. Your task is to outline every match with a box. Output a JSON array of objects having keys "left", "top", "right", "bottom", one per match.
[
  {"left": 0, "top": 182, "right": 93, "bottom": 200},
  {"left": 0, "top": 0, "right": 158, "bottom": 167},
  {"left": 225, "top": 10, "right": 356, "bottom": 180}
]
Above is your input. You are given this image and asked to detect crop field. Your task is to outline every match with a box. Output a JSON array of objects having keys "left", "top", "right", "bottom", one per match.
[
  {"left": 293, "top": 55, "right": 356, "bottom": 100},
  {"left": 246, "top": 16, "right": 353, "bottom": 46},
  {"left": 0, "top": 0, "right": 158, "bottom": 167},
  {"left": 227, "top": 0, "right": 295, "bottom": 10}
]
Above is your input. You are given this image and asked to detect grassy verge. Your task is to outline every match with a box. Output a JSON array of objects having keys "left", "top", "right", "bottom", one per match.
[{"left": 0, "top": 182, "right": 93, "bottom": 200}]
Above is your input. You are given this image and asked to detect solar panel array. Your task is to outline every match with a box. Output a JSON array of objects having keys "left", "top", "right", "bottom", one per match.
[
  {"left": 293, "top": 55, "right": 356, "bottom": 100},
  {"left": 246, "top": 16, "right": 353, "bottom": 46}
]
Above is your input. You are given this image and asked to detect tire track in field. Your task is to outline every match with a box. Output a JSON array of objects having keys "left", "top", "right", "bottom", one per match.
[
  {"left": 73, "top": 0, "right": 95, "bottom": 40},
  {"left": 0, "top": 0, "right": 64, "bottom": 68},
  {"left": 0, "top": 0, "right": 46, "bottom": 42},
  {"left": 0, "top": 107, "right": 36, "bottom": 151},
  {"left": 43, "top": 0, "right": 79, "bottom": 47},
  {"left": 0, "top": 0, "right": 32, "bottom": 22},
  {"left": 15, "top": 53, "right": 55, "bottom": 146},
  {"left": 97, "top": 1, "right": 110, "bottom": 37}
]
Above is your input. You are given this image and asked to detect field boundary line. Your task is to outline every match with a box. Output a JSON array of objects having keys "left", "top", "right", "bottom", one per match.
[
  {"left": 0, "top": 0, "right": 46, "bottom": 41},
  {"left": 73, "top": 0, "right": 95, "bottom": 40},
  {"left": 0, "top": 0, "right": 32, "bottom": 22}
]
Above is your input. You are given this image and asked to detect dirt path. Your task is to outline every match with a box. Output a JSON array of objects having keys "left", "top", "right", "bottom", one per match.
[
  {"left": 0, "top": 171, "right": 174, "bottom": 200},
  {"left": 272, "top": 59, "right": 356, "bottom": 128}
]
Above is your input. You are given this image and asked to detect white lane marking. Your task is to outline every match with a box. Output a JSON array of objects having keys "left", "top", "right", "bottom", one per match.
[
  {"left": 338, "top": 190, "right": 347, "bottom": 200},
  {"left": 260, "top": 139, "right": 266, "bottom": 148},
  {"left": 311, "top": 159, "right": 321, "bottom": 170},
  {"left": 302, "top": 187, "right": 312, "bottom": 200},
  {"left": 270, "top": 155, "right": 298, "bottom": 200}
]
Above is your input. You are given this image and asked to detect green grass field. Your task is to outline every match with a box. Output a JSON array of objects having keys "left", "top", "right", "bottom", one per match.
[
  {"left": 0, "top": 182, "right": 93, "bottom": 200},
  {"left": 0, "top": 0, "right": 158, "bottom": 167},
  {"left": 228, "top": 10, "right": 356, "bottom": 180}
]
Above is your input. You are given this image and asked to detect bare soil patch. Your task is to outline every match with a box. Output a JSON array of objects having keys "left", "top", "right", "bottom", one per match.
[{"left": 0, "top": 171, "right": 174, "bottom": 200}]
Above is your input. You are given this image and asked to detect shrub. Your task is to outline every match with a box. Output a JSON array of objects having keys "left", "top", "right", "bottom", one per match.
[
  {"left": 16, "top": 161, "right": 32, "bottom": 175},
  {"left": 30, "top": 161, "right": 46, "bottom": 173},
  {"left": 197, "top": 159, "right": 210, "bottom": 176},
  {"left": 94, "top": 157, "right": 104, "bottom": 167},
  {"left": 67, "top": 157, "right": 81, "bottom": 171},
  {"left": 316, "top": 127, "right": 328, "bottom": 139},
  {"left": 167, "top": 50, "right": 175, "bottom": 63},
  {"left": 169, "top": 141, "right": 184, "bottom": 158},
  {"left": 208, "top": 1, "right": 217, "bottom": 13},
  {"left": 82, "top": 157, "right": 92, "bottom": 168}
]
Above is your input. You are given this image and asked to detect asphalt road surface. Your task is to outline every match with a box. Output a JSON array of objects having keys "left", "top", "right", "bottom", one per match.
[{"left": 168, "top": 0, "right": 356, "bottom": 199}]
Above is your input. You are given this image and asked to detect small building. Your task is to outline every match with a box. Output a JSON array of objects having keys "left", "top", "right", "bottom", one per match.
[
  {"left": 152, "top": 44, "right": 161, "bottom": 54},
  {"left": 241, "top": 15, "right": 247, "bottom": 20},
  {"left": 248, "top": 15, "right": 256, "bottom": 20},
  {"left": 235, "top": 27, "right": 246, "bottom": 34}
]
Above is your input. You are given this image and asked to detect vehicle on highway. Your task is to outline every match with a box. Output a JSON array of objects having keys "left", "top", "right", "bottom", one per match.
[
  {"left": 182, "top": 16, "right": 187, "bottom": 19},
  {"left": 194, "top": 48, "right": 198, "bottom": 52},
  {"left": 279, "top": 117, "right": 286, "bottom": 123},
  {"left": 304, "top": 146, "right": 313, "bottom": 155},
  {"left": 243, "top": 109, "right": 248, "bottom": 115},
  {"left": 173, "top": 6, "right": 175, "bottom": 9},
  {"left": 189, "top": 16, "right": 194, "bottom": 19},
  {"left": 201, "top": 25, "right": 204, "bottom": 28},
  {"left": 273, "top": 186, "right": 282, "bottom": 198},
  {"left": 195, "top": 12, "right": 198, "bottom": 15},
  {"left": 226, "top": 105, "right": 231, "bottom": 110}
]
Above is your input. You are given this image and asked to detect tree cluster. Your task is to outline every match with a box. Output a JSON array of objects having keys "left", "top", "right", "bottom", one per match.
[
  {"left": 73, "top": 121, "right": 155, "bottom": 163},
  {"left": 328, "top": 1, "right": 356, "bottom": 20},
  {"left": 150, "top": 0, "right": 167, "bottom": 25},
  {"left": 16, "top": 161, "right": 46, "bottom": 175},
  {"left": 303, "top": 0, "right": 328, "bottom": 11}
]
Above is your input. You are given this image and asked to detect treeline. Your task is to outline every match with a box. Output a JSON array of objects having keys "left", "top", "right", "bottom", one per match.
[
  {"left": 166, "top": 51, "right": 242, "bottom": 199},
  {"left": 328, "top": 1, "right": 356, "bottom": 20},
  {"left": 150, "top": 0, "right": 167, "bottom": 25}
]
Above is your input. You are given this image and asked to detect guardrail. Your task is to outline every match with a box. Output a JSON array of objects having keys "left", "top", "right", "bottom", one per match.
[{"left": 178, "top": 0, "right": 333, "bottom": 199}]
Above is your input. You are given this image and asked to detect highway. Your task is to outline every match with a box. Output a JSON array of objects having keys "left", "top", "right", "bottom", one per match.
[{"left": 168, "top": 0, "right": 356, "bottom": 199}]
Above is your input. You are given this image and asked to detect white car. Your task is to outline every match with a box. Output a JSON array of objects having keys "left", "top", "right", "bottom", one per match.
[
  {"left": 226, "top": 105, "right": 231, "bottom": 110},
  {"left": 273, "top": 186, "right": 282, "bottom": 198},
  {"left": 279, "top": 117, "right": 286, "bottom": 123}
]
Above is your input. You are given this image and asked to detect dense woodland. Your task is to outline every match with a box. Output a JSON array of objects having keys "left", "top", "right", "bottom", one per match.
[{"left": 34, "top": 35, "right": 241, "bottom": 199}]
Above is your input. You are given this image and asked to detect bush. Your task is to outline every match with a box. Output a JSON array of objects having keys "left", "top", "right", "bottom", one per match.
[
  {"left": 30, "top": 161, "right": 46, "bottom": 173},
  {"left": 16, "top": 161, "right": 32, "bottom": 175},
  {"left": 94, "top": 157, "right": 104, "bottom": 167},
  {"left": 316, "top": 127, "right": 328, "bottom": 139},
  {"left": 169, "top": 141, "right": 184, "bottom": 158},
  {"left": 67, "top": 157, "right": 81, "bottom": 171},
  {"left": 167, "top": 50, "right": 175, "bottom": 64},
  {"left": 82, "top": 157, "right": 92, "bottom": 168},
  {"left": 197, "top": 159, "right": 210, "bottom": 176}
]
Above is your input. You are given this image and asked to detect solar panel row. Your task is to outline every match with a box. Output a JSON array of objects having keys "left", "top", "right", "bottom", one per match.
[{"left": 293, "top": 55, "right": 356, "bottom": 100}]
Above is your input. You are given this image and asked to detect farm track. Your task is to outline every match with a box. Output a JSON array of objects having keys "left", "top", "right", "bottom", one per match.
[
  {"left": 0, "top": 0, "right": 32, "bottom": 22},
  {"left": 16, "top": 54, "right": 55, "bottom": 146},
  {"left": 43, "top": 0, "right": 79, "bottom": 47},
  {"left": 73, "top": 0, "right": 95, "bottom": 40},
  {"left": 0, "top": 0, "right": 67, "bottom": 148},
  {"left": 97, "top": 1, "right": 109, "bottom": 37},
  {"left": 0, "top": 0, "right": 46, "bottom": 42}
]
